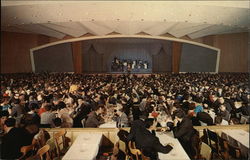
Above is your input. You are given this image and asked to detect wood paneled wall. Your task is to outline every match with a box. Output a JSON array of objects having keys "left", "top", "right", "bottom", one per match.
[
  {"left": 199, "top": 32, "right": 249, "bottom": 72},
  {"left": 1, "top": 31, "right": 248, "bottom": 73},
  {"left": 1, "top": 32, "right": 49, "bottom": 73},
  {"left": 71, "top": 41, "right": 82, "bottom": 73},
  {"left": 172, "top": 42, "right": 182, "bottom": 73}
]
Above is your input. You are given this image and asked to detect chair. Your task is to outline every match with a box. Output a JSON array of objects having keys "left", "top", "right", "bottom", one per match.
[
  {"left": 235, "top": 112, "right": 242, "bottom": 119},
  {"left": 128, "top": 141, "right": 142, "bottom": 160},
  {"left": 81, "top": 118, "right": 86, "bottom": 127},
  {"left": 127, "top": 141, "right": 150, "bottom": 160},
  {"left": 217, "top": 136, "right": 229, "bottom": 160},
  {"left": 200, "top": 142, "right": 212, "bottom": 160},
  {"left": 54, "top": 129, "right": 70, "bottom": 159},
  {"left": 19, "top": 138, "right": 39, "bottom": 159},
  {"left": 227, "top": 143, "right": 242, "bottom": 160},
  {"left": 118, "top": 140, "right": 129, "bottom": 159},
  {"left": 240, "top": 115, "right": 249, "bottom": 124},
  {"left": 199, "top": 120, "right": 207, "bottom": 126},
  {"left": 206, "top": 129, "right": 220, "bottom": 158},
  {"left": 201, "top": 129, "right": 209, "bottom": 145},
  {"left": 46, "top": 138, "right": 57, "bottom": 160},
  {"left": 37, "top": 144, "right": 50, "bottom": 160},
  {"left": 36, "top": 129, "right": 50, "bottom": 148},
  {"left": 19, "top": 145, "right": 35, "bottom": 160}
]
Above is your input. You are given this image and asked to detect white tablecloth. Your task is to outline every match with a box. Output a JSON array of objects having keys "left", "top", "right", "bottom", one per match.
[
  {"left": 221, "top": 129, "right": 249, "bottom": 158},
  {"left": 156, "top": 132, "right": 190, "bottom": 160},
  {"left": 62, "top": 133, "right": 103, "bottom": 160},
  {"left": 99, "top": 121, "right": 117, "bottom": 128}
]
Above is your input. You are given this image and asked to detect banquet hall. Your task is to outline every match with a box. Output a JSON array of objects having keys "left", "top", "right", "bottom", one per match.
[{"left": 1, "top": 1, "right": 249, "bottom": 160}]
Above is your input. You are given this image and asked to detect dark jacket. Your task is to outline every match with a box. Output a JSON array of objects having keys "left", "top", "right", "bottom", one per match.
[
  {"left": 136, "top": 129, "right": 173, "bottom": 160},
  {"left": 127, "top": 119, "right": 146, "bottom": 142},
  {"left": 173, "top": 117, "right": 198, "bottom": 159},
  {"left": 197, "top": 112, "right": 214, "bottom": 125},
  {"left": 1, "top": 127, "right": 33, "bottom": 159},
  {"left": 85, "top": 111, "right": 104, "bottom": 128},
  {"left": 173, "top": 117, "right": 196, "bottom": 142},
  {"left": 127, "top": 120, "right": 172, "bottom": 160}
]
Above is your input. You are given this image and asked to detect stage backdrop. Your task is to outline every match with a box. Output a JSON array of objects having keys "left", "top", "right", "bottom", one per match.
[
  {"left": 31, "top": 38, "right": 219, "bottom": 73},
  {"left": 82, "top": 38, "right": 172, "bottom": 73}
]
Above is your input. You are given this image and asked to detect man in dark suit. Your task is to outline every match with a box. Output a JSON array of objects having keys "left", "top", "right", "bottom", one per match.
[
  {"left": 128, "top": 118, "right": 173, "bottom": 160},
  {"left": 73, "top": 98, "right": 92, "bottom": 127},
  {"left": 127, "top": 118, "right": 146, "bottom": 142},
  {"left": 1, "top": 118, "right": 28, "bottom": 159},
  {"left": 196, "top": 111, "right": 214, "bottom": 126},
  {"left": 173, "top": 109, "right": 199, "bottom": 159},
  {"left": 85, "top": 104, "right": 105, "bottom": 128}
]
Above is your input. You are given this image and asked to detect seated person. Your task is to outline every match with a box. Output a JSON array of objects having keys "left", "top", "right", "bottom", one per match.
[
  {"left": 40, "top": 104, "right": 56, "bottom": 128},
  {"left": 217, "top": 104, "right": 230, "bottom": 121},
  {"left": 1, "top": 118, "right": 37, "bottom": 159},
  {"left": 85, "top": 104, "right": 105, "bottom": 128},
  {"left": 53, "top": 117, "right": 62, "bottom": 128},
  {"left": 128, "top": 118, "right": 173, "bottom": 160},
  {"left": 0, "top": 110, "right": 9, "bottom": 133},
  {"left": 172, "top": 109, "right": 199, "bottom": 159},
  {"left": 114, "top": 108, "right": 129, "bottom": 128},
  {"left": 214, "top": 115, "right": 229, "bottom": 125},
  {"left": 196, "top": 111, "right": 214, "bottom": 126},
  {"left": 229, "top": 117, "right": 240, "bottom": 125}
]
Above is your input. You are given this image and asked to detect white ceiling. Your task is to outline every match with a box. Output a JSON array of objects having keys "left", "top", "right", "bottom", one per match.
[{"left": 1, "top": 1, "right": 250, "bottom": 39}]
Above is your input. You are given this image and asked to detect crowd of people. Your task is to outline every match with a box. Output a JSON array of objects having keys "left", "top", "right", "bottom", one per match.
[
  {"left": 0, "top": 72, "right": 249, "bottom": 159},
  {"left": 111, "top": 57, "right": 149, "bottom": 72}
]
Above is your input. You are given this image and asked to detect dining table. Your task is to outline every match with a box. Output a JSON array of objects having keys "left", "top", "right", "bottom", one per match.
[
  {"left": 156, "top": 132, "right": 190, "bottom": 160},
  {"left": 62, "top": 133, "right": 103, "bottom": 160}
]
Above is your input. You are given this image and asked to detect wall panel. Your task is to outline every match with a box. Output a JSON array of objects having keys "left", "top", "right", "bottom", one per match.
[
  {"left": 213, "top": 32, "right": 248, "bottom": 72},
  {"left": 172, "top": 42, "right": 182, "bottom": 73},
  {"left": 1, "top": 31, "right": 248, "bottom": 73},
  {"left": 71, "top": 41, "right": 82, "bottom": 73},
  {"left": 1, "top": 32, "right": 37, "bottom": 73}
]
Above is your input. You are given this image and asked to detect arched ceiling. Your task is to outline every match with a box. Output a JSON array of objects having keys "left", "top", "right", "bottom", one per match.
[{"left": 1, "top": 1, "right": 249, "bottom": 39}]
